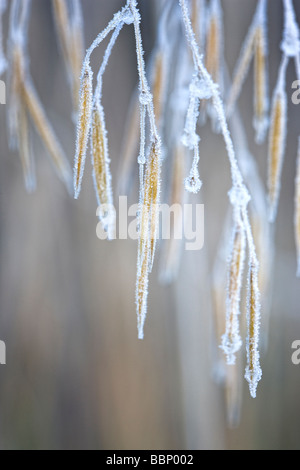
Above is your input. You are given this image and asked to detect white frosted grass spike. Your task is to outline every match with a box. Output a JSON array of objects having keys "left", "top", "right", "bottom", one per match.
[
  {"left": 245, "top": 259, "right": 262, "bottom": 398},
  {"left": 91, "top": 103, "right": 115, "bottom": 240},
  {"left": 294, "top": 138, "right": 300, "bottom": 277},
  {"left": 128, "top": 0, "right": 163, "bottom": 338},
  {"left": 268, "top": 59, "right": 288, "bottom": 223},
  {"left": 136, "top": 249, "right": 149, "bottom": 340},
  {"left": 281, "top": 0, "right": 300, "bottom": 58},
  {"left": 221, "top": 222, "right": 246, "bottom": 365},
  {"left": 74, "top": 64, "right": 93, "bottom": 199}
]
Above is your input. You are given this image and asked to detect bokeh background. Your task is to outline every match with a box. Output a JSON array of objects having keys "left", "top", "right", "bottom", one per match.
[{"left": 0, "top": 0, "right": 299, "bottom": 450}]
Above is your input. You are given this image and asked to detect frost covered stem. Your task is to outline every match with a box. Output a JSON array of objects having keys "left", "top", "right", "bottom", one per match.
[
  {"left": 129, "top": 0, "right": 159, "bottom": 141},
  {"left": 95, "top": 20, "right": 125, "bottom": 102},
  {"left": 83, "top": 9, "right": 126, "bottom": 71},
  {"left": 179, "top": 0, "right": 244, "bottom": 190}
]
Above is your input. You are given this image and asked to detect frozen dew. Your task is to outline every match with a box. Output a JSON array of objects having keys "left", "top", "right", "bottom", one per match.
[
  {"left": 189, "top": 77, "right": 213, "bottom": 100},
  {"left": 123, "top": 8, "right": 134, "bottom": 26},
  {"left": 139, "top": 90, "right": 152, "bottom": 106},
  {"left": 181, "top": 130, "right": 200, "bottom": 149},
  {"left": 185, "top": 167, "right": 202, "bottom": 194}
]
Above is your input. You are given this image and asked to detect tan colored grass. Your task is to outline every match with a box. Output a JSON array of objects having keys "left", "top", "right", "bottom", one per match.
[
  {"left": 139, "top": 141, "right": 160, "bottom": 256},
  {"left": 227, "top": 226, "right": 245, "bottom": 343},
  {"left": 91, "top": 105, "right": 109, "bottom": 207},
  {"left": 268, "top": 91, "right": 286, "bottom": 222},
  {"left": 247, "top": 265, "right": 257, "bottom": 389},
  {"left": 136, "top": 244, "right": 149, "bottom": 340},
  {"left": 254, "top": 27, "right": 266, "bottom": 124},
  {"left": 245, "top": 260, "right": 262, "bottom": 398},
  {"left": 221, "top": 224, "right": 245, "bottom": 364},
  {"left": 74, "top": 65, "right": 93, "bottom": 197}
]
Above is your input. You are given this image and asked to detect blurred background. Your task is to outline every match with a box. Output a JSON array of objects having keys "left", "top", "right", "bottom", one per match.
[{"left": 0, "top": 0, "right": 299, "bottom": 450}]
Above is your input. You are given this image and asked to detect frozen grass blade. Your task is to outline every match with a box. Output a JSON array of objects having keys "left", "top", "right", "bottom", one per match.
[
  {"left": 136, "top": 140, "right": 161, "bottom": 339},
  {"left": 267, "top": 58, "right": 287, "bottom": 223},
  {"left": 139, "top": 140, "right": 161, "bottom": 272},
  {"left": 245, "top": 259, "right": 262, "bottom": 398},
  {"left": 136, "top": 242, "right": 150, "bottom": 340},
  {"left": 91, "top": 103, "right": 115, "bottom": 240},
  {"left": 221, "top": 222, "right": 246, "bottom": 365},
  {"left": 74, "top": 64, "right": 93, "bottom": 199}
]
